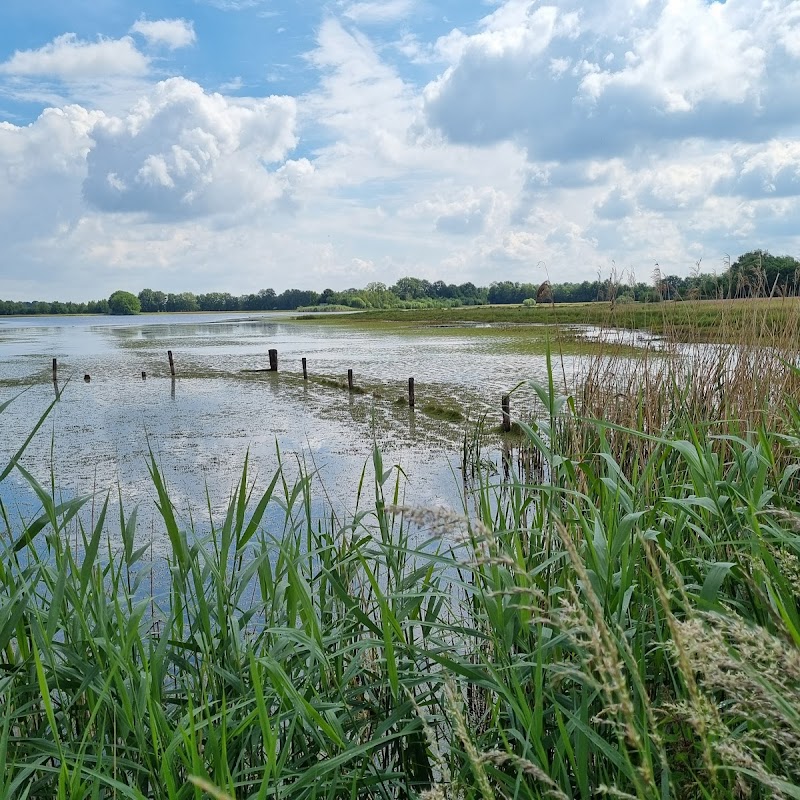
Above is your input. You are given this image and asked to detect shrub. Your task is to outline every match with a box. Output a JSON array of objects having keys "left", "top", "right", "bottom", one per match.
[{"left": 108, "top": 290, "right": 141, "bottom": 315}]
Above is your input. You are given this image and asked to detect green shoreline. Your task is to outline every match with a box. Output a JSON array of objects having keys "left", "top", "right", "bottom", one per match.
[
  {"left": 5, "top": 297, "right": 798, "bottom": 345},
  {"left": 297, "top": 296, "right": 800, "bottom": 342}
]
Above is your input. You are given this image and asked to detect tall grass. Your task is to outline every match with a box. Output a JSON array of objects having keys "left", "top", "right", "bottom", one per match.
[
  {"left": 2, "top": 315, "right": 800, "bottom": 798},
  {"left": 303, "top": 293, "right": 800, "bottom": 342}
]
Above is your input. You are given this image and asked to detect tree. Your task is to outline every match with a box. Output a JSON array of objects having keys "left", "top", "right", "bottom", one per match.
[
  {"left": 108, "top": 290, "right": 141, "bottom": 315},
  {"left": 275, "top": 289, "right": 318, "bottom": 309},
  {"left": 728, "top": 250, "right": 800, "bottom": 297},
  {"left": 391, "top": 277, "right": 431, "bottom": 301},
  {"left": 138, "top": 289, "right": 166, "bottom": 312},
  {"left": 488, "top": 281, "right": 537, "bottom": 304}
]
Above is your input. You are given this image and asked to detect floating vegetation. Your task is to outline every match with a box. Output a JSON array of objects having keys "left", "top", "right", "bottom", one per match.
[{"left": 421, "top": 401, "right": 464, "bottom": 422}]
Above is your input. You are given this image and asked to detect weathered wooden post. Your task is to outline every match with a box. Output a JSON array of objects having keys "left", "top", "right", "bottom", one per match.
[
  {"left": 52, "top": 358, "right": 58, "bottom": 382},
  {"left": 302, "top": 357, "right": 308, "bottom": 380},
  {"left": 168, "top": 350, "right": 175, "bottom": 377},
  {"left": 501, "top": 394, "right": 511, "bottom": 432},
  {"left": 408, "top": 377, "right": 415, "bottom": 408},
  {"left": 269, "top": 349, "right": 278, "bottom": 371},
  {"left": 347, "top": 369, "right": 354, "bottom": 391}
]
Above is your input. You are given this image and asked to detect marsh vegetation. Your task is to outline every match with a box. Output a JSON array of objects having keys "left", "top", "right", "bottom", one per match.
[{"left": 1, "top": 299, "right": 800, "bottom": 798}]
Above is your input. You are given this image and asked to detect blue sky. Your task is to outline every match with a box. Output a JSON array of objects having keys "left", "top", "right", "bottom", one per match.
[{"left": 1, "top": 0, "right": 799, "bottom": 300}]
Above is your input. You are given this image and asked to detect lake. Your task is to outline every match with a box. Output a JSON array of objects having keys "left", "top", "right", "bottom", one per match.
[{"left": 0, "top": 312, "right": 613, "bottom": 556}]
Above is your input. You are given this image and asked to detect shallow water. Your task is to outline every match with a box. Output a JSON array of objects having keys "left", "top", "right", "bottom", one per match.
[{"left": 0, "top": 312, "right": 598, "bottom": 554}]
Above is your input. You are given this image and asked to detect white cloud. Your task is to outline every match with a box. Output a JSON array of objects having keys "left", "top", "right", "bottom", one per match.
[
  {"left": 778, "top": 4, "right": 800, "bottom": 58},
  {"left": 405, "top": 187, "right": 504, "bottom": 235},
  {"left": 424, "top": 0, "right": 800, "bottom": 161},
  {"left": 306, "top": 20, "right": 412, "bottom": 134},
  {"left": 342, "top": 0, "right": 416, "bottom": 24},
  {"left": 130, "top": 18, "right": 197, "bottom": 50},
  {"left": 220, "top": 77, "right": 244, "bottom": 92},
  {"left": 594, "top": 188, "right": 636, "bottom": 221},
  {"left": 198, "top": 0, "right": 263, "bottom": 9},
  {"left": 3, "top": 0, "right": 800, "bottom": 301},
  {"left": 580, "top": 0, "right": 765, "bottom": 112},
  {"left": 0, "top": 34, "right": 149, "bottom": 80},
  {"left": 0, "top": 106, "right": 103, "bottom": 285},
  {"left": 274, "top": 157, "right": 315, "bottom": 211},
  {"left": 723, "top": 140, "right": 800, "bottom": 199},
  {"left": 302, "top": 19, "right": 421, "bottom": 187},
  {"left": 83, "top": 78, "right": 297, "bottom": 218}
]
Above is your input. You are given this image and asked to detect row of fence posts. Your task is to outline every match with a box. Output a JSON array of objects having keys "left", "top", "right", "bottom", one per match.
[{"left": 50, "top": 350, "right": 514, "bottom": 431}]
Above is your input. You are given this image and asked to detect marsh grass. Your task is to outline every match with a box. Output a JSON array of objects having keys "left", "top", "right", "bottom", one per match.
[
  {"left": 303, "top": 295, "right": 800, "bottom": 343},
  {"left": 2, "top": 300, "right": 800, "bottom": 798},
  {"left": 420, "top": 402, "right": 464, "bottom": 423},
  {"left": 548, "top": 290, "right": 800, "bottom": 484}
]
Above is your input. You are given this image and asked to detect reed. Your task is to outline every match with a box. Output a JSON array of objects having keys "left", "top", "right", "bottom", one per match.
[{"left": 306, "top": 295, "right": 800, "bottom": 343}]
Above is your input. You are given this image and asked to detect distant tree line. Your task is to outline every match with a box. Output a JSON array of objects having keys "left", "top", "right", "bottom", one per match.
[
  {"left": 1, "top": 250, "right": 798, "bottom": 316},
  {"left": 0, "top": 299, "right": 112, "bottom": 316}
]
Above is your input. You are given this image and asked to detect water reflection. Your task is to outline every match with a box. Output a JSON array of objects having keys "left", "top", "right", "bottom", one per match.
[{"left": 0, "top": 313, "right": 644, "bottom": 556}]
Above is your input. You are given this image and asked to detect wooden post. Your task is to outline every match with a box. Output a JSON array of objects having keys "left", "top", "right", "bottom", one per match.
[
  {"left": 269, "top": 349, "right": 278, "bottom": 372},
  {"left": 142, "top": 371, "right": 147, "bottom": 380},
  {"left": 52, "top": 358, "right": 58, "bottom": 382},
  {"left": 302, "top": 357, "right": 308, "bottom": 380},
  {"left": 347, "top": 369, "right": 354, "bottom": 391},
  {"left": 408, "top": 377, "right": 415, "bottom": 408},
  {"left": 168, "top": 350, "right": 175, "bottom": 377},
  {"left": 501, "top": 394, "right": 511, "bottom": 432}
]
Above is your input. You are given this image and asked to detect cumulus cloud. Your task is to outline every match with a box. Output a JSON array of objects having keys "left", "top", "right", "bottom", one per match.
[
  {"left": 405, "top": 187, "right": 502, "bottom": 235},
  {"left": 83, "top": 78, "right": 297, "bottom": 218},
  {"left": 721, "top": 140, "right": 800, "bottom": 199},
  {"left": 424, "top": 0, "right": 800, "bottom": 161},
  {"left": 0, "top": 34, "right": 149, "bottom": 80},
  {"left": 3, "top": 0, "right": 800, "bottom": 300},
  {"left": 130, "top": 18, "right": 197, "bottom": 50},
  {"left": 595, "top": 189, "right": 635, "bottom": 221},
  {"left": 0, "top": 105, "right": 102, "bottom": 272},
  {"left": 423, "top": 4, "right": 580, "bottom": 155},
  {"left": 580, "top": 1, "right": 765, "bottom": 112},
  {"left": 274, "top": 157, "right": 316, "bottom": 211}
]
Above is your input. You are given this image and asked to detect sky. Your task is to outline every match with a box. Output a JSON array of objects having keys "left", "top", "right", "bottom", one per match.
[{"left": 1, "top": 0, "right": 799, "bottom": 301}]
